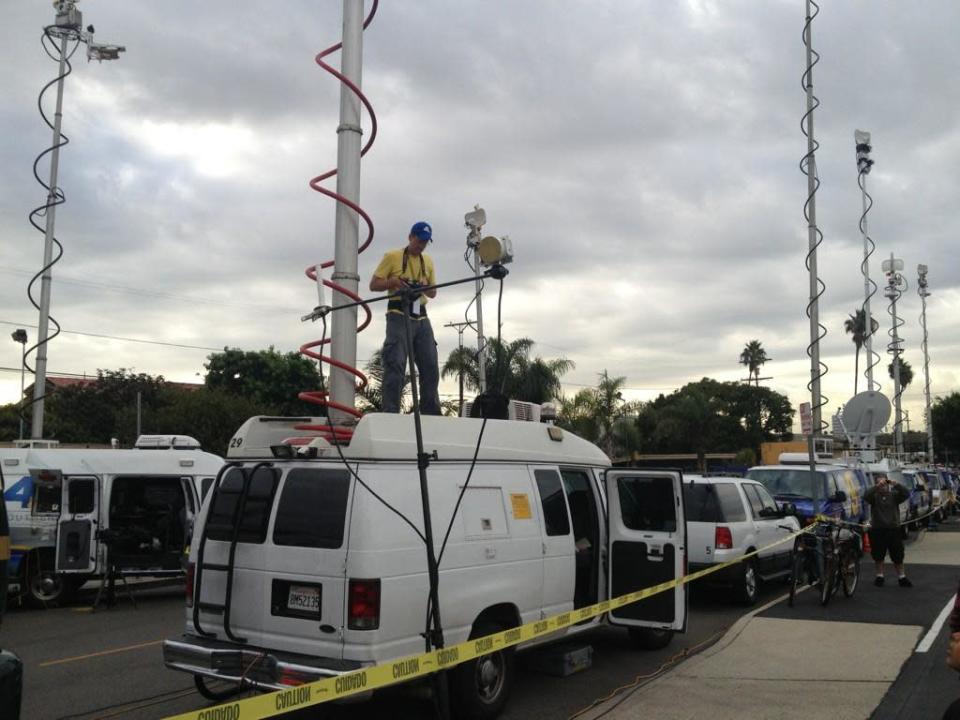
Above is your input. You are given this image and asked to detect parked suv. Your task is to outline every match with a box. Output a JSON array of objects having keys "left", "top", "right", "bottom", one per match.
[{"left": 684, "top": 476, "right": 799, "bottom": 605}]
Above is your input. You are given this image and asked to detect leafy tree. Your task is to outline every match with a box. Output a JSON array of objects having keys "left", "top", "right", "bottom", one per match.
[
  {"left": 739, "top": 340, "right": 769, "bottom": 386},
  {"left": 0, "top": 403, "right": 22, "bottom": 442},
  {"left": 150, "top": 389, "right": 263, "bottom": 456},
  {"left": 932, "top": 392, "right": 960, "bottom": 464},
  {"left": 888, "top": 358, "right": 914, "bottom": 390},
  {"left": 843, "top": 309, "right": 879, "bottom": 394},
  {"left": 45, "top": 369, "right": 168, "bottom": 443},
  {"left": 204, "top": 347, "right": 322, "bottom": 416}
]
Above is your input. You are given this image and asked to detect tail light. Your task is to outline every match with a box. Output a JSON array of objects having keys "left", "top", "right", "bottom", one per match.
[
  {"left": 715, "top": 527, "right": 733, "bottom": 550},
  {"left": 348, "top": 578, "right": 381, "bottom": 630},
  {"left": 185, "top": 562, "right": 195, "bottom": 608}
]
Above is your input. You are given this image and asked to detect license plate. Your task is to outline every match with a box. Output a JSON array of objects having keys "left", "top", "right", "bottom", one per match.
[{"left": 287, "top": 585, "right": 320, "bottom": 614}]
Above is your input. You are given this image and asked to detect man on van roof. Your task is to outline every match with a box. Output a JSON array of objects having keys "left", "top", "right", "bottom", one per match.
[
  {"left": 369, "top": 222, "right": 441, "bottom": 416},
  {"left": 864, "top": 473, "right": 911, "bottom": 588}
]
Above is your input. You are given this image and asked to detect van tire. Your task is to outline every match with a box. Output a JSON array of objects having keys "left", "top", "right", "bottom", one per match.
[
  {"left": 24, "top": 552, "right": 81, "bottom": 608},
  {"left": 627, "top": 627, "right": 674, "bottom": 650},
  {"left": 734, "top": 559, "right": 759, "bottom": 605},
  {"left": 451, "top": 620, "right": 515, "bottom": 720}
]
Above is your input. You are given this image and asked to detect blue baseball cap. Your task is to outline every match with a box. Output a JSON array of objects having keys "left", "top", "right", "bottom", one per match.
[{"left": 410, "top": 221, "right": 433, "bottom": 243}]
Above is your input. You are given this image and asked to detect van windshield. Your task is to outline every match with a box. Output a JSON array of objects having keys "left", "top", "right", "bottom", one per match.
[{"left": 745, "top": 468, "right": 825, "bottom": 499}]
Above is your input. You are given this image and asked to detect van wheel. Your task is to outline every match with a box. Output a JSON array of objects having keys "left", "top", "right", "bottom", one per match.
[
  {"left": 627, "top": 627, "right": 674, "bottom": 650},
  {"left": 24, "top": 554, "right": 80, "bottom": 607},
  {"left": 194, "top": 675, "right": 242, "bottom": 702},
  {"left": 451, "top": 620, "right": 515, "bottom": 720},
  {"left": 734, "top": 559, "right": 759, "bottom": 606}
]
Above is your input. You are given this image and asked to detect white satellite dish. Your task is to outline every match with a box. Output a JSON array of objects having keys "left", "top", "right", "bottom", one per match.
[{"left": 841, "top": 391, "right": 891, "bottom": 435}]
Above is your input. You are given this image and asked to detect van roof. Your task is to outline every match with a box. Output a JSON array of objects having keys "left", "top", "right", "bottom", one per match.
[
  {"left": 0, "top": 447, "right": 224, "bottom": 477},
  {"left": 232, "top": 413, "right": 611, "bottom": 466}
]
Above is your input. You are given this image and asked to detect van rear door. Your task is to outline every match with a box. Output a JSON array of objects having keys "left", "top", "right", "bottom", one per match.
[
  {"left": 196, "top": 464, "right": 351, "bottom": 659},
  {"left": 604, "top": 470, "right": 686, "bottom": 632},
  {"left": 56, "top": 475, "right": 99, "bottom": 574}
]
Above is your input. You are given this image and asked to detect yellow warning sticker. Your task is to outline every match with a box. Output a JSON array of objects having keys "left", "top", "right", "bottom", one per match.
[{"left": 510, "top": 493, "right": 532, "bottom": 519}]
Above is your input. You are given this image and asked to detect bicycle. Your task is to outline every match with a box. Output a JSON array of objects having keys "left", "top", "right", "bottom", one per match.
[{"left": 787, "top": 518, "right": 862, "bottom": 607}]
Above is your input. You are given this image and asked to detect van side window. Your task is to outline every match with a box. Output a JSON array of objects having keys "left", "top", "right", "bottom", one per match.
[
  {"left": 67, "top": 478, "right": 95, "bottom": 514},
  {"left": 200, "top": 477, "right": 214, "bottom": 501},
  {"left": 534, "top": 470, "right": 570, "bottom": 536},
  {"left": 206, "top": 466, "right": 279, "bottom": 544},
  {"left": 616, "top": 475, "right": 677, "bottom": 532},
  {"left": 273, "top": 469, "right": 350, "bottom": 548}
]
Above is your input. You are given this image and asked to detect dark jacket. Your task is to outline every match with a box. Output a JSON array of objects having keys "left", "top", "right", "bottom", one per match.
[{"left": 864, "top": 482, "right": 909, "bottom": 529}]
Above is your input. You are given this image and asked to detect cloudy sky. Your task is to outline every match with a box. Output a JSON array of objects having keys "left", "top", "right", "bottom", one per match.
[{"left": 2, "top": 1, "right": 958, "bottom": 437}]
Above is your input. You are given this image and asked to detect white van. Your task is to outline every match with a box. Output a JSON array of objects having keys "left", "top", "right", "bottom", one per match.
[
  {"left": 1, "top": 439, "right": 223, "bottom": 605},
  {"left": 163, "top": 414, "right": 688, "bottom": 718}
]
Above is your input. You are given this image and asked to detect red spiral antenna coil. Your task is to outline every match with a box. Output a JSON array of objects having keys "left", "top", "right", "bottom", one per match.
[{"left": 298, "top": 0, "right": 379, "bottom": 441}]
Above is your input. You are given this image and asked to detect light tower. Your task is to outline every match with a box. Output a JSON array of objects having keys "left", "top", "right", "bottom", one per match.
[
  {"left": 917, "top": 264, "right": 934, "bottom": 462},
  {"left": 28, "top": 0, "right": 124, "bottom": 440}
]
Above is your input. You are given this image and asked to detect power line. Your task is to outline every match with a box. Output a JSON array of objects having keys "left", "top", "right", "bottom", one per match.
[
  {"left": 0, "top": 320, "right": 223, "bottom": 352},
  {"left": 0, "top": 267, "right": 301, "bottom": 315}
]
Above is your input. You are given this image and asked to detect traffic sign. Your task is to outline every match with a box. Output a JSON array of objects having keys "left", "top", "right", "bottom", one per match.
[{"left": 800, "top": 402, "right": 812, "bottom": 436}]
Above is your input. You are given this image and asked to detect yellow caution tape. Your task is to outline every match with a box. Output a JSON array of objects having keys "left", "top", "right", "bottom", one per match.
[{"left": 160, "top": 523, "right": 811, "bottom": 720}]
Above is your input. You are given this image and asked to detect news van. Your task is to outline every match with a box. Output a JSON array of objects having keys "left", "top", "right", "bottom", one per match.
[
  {"left": 1, "top": 437, "right": 223, "bottom": 606},
  {"left": 163, "top": 413, "right": 688, "bottom": 718}
]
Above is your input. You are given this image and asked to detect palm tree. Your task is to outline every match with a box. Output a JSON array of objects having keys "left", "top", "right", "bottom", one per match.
[
  {"left": 441, "top": 337, "right": 573, "bottom": 406},
  {"left": 888, "top": 358, "right": 914, "bottom": 390},
  {"left": 557, "top": 371, "right": 641, "bottom": 459},
  {"left": 739, "top": 340, "right": 769, "bottom": 386},
  {"left": 843, "top": 309, "right": 879, "bottom": 394}
]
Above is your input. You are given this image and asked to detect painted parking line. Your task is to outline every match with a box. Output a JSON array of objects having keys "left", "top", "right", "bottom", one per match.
[
  {"left": 38, "top": 639, "right": 164, "bottom": 667},
  {"left": 915, "top": 595, "right": 955, "bottom": 653}
]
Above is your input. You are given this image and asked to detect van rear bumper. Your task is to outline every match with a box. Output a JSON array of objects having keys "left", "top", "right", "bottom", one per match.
[{"left": 163, "top": 634, "right": 370, "bottom": 696}]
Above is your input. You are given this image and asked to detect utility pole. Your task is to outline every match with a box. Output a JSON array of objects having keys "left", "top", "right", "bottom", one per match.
[
  {"left": 918, "top": 264, "right": 934, "bottom": 462},
  {"left": 443, "top": 321, "right": 472, "bottom": 413},
  {"left": 29, "top": 1, "right": 124, "bottom": 439}
]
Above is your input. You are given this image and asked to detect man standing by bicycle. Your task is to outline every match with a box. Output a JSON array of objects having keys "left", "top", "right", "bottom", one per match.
[{"left": 864, "top": 473, "right": 912, "bottom": 588}]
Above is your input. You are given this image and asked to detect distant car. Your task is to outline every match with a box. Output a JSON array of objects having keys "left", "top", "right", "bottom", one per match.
[
  {"left": 683, "top": 476, "right": 800, "bottom": 606},
  {"left": 902, "top": 470, "right": 932, "bottom": 528}
]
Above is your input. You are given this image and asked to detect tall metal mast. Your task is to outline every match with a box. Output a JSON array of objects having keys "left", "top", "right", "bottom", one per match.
[
  {"left": 29, "top": 1, "right": 124, "bottom": 439},
  {"left": 854, "top": 130, "right": 880, "bottom": 393},
  {"left": 883, "top": 254, "right": 907, "bottom": 457},
  {"left": 328, "top": 0, "right": 365, "bottom": 423},
  {"left": 802, "top": 0, "right": 826, "bottom": 434},
  {"left": 918, "top": 265, "right": 934, "bottom": 462}
]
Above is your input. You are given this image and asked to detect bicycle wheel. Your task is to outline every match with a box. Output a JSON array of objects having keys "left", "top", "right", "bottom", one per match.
[
  {"left": 841, "top": 545, "right": 860, "bottom": 597},
  {"left": 788, "top": 551, "right": 805, "bottom": 608},
  {"left": 819, "top": 552, "right": 836, "bottom": 606}
]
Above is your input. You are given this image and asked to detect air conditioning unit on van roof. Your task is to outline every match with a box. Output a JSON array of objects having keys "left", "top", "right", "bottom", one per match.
[
  {"left": 461, "top": 399, "right": 542, "bottom": 422},
  {"left": 779, "top": 452, "right": 831, "bottom": 465}
]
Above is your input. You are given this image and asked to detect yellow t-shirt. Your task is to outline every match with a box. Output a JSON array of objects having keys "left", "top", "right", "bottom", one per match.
[{"left": 373, "top": 248, "right": 436, "bottom": 316}]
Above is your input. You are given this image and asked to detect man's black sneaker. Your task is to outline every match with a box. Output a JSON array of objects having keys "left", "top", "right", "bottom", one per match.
[
  {"left": 874, "top": 576, "right": 885, "bottom": 587},
  {"left": 898, "top": 576, "right": 913, "bottom": 588}
]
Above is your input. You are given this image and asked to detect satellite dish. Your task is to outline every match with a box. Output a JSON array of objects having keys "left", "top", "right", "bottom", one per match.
[{"left": 841, "top": 391, "right": 891, "bottom": 435}]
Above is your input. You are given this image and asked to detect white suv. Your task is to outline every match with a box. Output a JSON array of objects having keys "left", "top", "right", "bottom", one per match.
[{"left": 683, "top": 476, "right": 800, "bottom": 605}]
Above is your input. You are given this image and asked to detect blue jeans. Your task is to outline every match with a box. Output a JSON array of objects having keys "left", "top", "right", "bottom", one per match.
[{"left": 381, "top": 313, "right": 441, "bottom": 415}]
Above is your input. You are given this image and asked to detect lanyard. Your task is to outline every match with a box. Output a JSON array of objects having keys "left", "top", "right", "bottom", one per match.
[{"left": 401, "top": 248, "right": 427, "bottom": 283}]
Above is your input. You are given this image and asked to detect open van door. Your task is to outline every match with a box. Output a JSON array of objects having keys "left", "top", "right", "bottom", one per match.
[
  {"left": 56, "top": 476, "right": 99, "bottom": 574},
  {"left": 603, "top": 469, "right": 686, "bottom": 632}
]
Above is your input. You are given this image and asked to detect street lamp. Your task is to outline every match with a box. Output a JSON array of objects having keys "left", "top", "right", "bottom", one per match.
[
  {"left": 28, "top": 1, "right": 124, "bottom": 440},
  {"left": 11, "top": 329, "right": 28, "bottom": 440}
]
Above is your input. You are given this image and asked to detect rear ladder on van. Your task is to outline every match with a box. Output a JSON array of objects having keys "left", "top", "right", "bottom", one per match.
[{"left": 191, "top": 462, "right": 274, "bottom": 643}]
